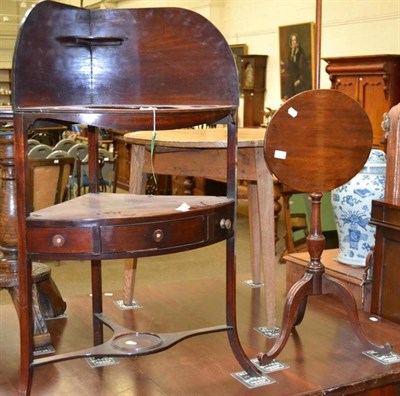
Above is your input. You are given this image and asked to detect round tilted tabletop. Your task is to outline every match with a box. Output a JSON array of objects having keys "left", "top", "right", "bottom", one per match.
[
  {"left": 124, "top": 127, "right": 265, "bottom": 148},
  {"left": 264, "top": 89, "right": 372, "bottom": 193}
]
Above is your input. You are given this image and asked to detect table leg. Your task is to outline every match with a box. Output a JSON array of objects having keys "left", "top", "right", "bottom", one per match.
[
  {"left": 128, "top": 144, "right": 147, "bottom": 194},
  {"left": 247, "top": 183, "right": 262, "bottom": 284},
  {"left": 122, "top": 144, "right": 147, "bottom": 306},
  {"left": 282, "top": 192, "right": 296, "bottom": 253},
  {"left": 255, "top": 148, "right": 276, "bottom": 328},
  {"left": 123, "top": 259, "right": 137, "bottom": 306}
]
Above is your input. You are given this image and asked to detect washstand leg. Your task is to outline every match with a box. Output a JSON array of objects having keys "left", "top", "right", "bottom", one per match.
[
  {"left": 91, "top": 259, "right": 103, "bottom": 346},
  {"left": 225, "top": 237, "right": 261, "bottom": 377}
]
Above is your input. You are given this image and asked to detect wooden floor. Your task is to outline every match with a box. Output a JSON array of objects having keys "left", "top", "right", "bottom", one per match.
[{"left": 1, "top": 207, "right": 400, "bottom": 395}]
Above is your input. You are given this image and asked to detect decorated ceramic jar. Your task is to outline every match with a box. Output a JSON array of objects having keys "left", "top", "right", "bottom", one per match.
[{"left": 331, "top": 149, "right": 386, "bottom": 266}]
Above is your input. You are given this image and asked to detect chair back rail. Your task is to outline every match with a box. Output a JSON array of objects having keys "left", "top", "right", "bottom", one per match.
[
  {"left": 28, "top": 144, "right": 53, "bottom": 159},
  {"left": 52, "top": 138, "right": 77, "bottom": 152}
]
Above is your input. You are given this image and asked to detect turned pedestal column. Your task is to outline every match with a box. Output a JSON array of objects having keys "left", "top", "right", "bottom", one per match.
[{"left": 0, "top": 130, "right": 66, "bottom": 348}]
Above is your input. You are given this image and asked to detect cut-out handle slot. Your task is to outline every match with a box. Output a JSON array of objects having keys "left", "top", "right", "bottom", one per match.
[{"left": 57, "top": 36, "right": 124, "bottom": 47}]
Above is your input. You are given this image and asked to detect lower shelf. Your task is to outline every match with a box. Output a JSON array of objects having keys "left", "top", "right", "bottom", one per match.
[{"left": 33, "top": 313, "right": 231, "bottom": 366}]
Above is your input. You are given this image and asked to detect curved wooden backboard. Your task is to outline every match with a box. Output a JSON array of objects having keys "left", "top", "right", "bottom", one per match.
[
  {"left": 264, "top": 89, "right": 372, "bottom": 193},
  {"left": 13, "top": 1, "right": 238, "bottom": 110}
]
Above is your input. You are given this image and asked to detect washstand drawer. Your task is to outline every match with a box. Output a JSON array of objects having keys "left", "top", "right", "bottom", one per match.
[
  {"left": 101, "top": 215, "right": 210, "bottom": 253},
  {"left": 27, "top": 227, "right": 94, "bottom": 254}
]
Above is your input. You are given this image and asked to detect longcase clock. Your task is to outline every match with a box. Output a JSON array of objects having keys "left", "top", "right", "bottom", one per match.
[{"left": 240, "top": 55, "right": 268, "bottom": 127}]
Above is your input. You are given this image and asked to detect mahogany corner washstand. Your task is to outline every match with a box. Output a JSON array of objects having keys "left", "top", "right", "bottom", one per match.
[{"left": 12, "top": 2, "right": 262, "bottom": 394}]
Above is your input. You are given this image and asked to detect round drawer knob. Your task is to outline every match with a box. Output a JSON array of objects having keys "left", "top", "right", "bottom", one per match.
[
  {"left": 220, "top": 218, "right": 232, "bottom": 229},
  {"left": 52, "top": 234, "right": 65, "bottom": 247},
  {"left": 152, "top": 229, "right": 164, "bottom": 243}
]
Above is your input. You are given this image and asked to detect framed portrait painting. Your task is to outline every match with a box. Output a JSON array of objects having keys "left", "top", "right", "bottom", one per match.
[{"left": 279, "top": 22, "right": 314, "bottom": 100}]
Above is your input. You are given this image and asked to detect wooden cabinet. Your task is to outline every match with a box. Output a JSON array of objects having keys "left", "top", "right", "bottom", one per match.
[
  {"left": 240, "top": 55, "right": 268, "bottom": 127},
  {"left": 0, "top": 69, "right": 12, "bottom": 106},
  {"left": 324, "top": 55, "right": 400, "bottom": 150},
  {"left": 370, "top": 199, "right": 400, "bottom": 324}
]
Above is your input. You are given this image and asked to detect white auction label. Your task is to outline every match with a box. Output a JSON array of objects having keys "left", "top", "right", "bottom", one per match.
[
  {"left": 274, "top": 150, "right": 287, "bottom": 160},
  {"left": 288, "top": 107, "right": 298, "bottom": 118}
]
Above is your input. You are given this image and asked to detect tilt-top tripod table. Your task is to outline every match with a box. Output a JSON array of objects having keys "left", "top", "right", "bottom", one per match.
[{"left": 258, "top": 88, "right": 391, "bottom": 365}]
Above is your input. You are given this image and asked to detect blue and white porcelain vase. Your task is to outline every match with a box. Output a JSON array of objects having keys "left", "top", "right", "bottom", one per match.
[{"left": 331, "top": 149, "right": 386, "bottom": 266}]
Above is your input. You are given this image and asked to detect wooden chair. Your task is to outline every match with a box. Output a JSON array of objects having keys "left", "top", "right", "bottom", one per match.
[
  {"left": 46, "top": 150, "right": 71, "bottom": 159},
  {"left": 12, "top": 2, "right": 262, "bottom": 394},
  {"left": 67, "top": 142, "right": 89, "bottom": 160},
  {"left": 52, "top": 138, "right": 76, "bottom": 152},
  {"left": 27, "top": 139, "right": 40, "bottom": 152},
  {"left": 29, "top": 122, "right": 68, "bottom": 146},
  {"left": 280, "top": 184, "right": 308, "bottom": 258},
  {"left": 27, "top": 144, "right": 52, "bottom": 159},
  {"left": 28, "top": 157, "right": 74, "bottom": 211},
  {"left": 76, "top": 149, "right": 118, "bottom": 196},
  {"left": 66, "top": 143, "right": 89, "bottom": 197},
  {"left": 97, "top": 152, "right": 118, "bottom": 194}
]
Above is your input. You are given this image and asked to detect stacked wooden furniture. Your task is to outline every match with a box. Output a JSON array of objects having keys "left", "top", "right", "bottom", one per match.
[{"left": 12, "top": 2, "right": 263, "bottom": 394}]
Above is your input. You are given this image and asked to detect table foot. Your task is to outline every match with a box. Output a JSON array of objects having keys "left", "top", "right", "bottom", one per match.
[
  {"left": 254, "top": 326, "right": 280, "bottom": 338},
  {"left": 241, "top": 279, "right": 264, "bottom": 288},
  {"left": 113, "top": 299, "right": 142, "bottom": 310},
  {"left": 231, "top": 371, "right": 275, "bottom": 389}
]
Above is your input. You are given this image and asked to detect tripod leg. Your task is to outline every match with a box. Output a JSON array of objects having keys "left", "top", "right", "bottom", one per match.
[
  {"left": 293, "top": 296, "right": 308, "bottom": 327},
  {"left": 258, "top": 273, "right": 314, "bottom": 365},
  {"left": 226, "top": 237, "right": 261, "bottom": 377},
  {"left": 322, "top": 274, "right": 391, "bottom": 354}
]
